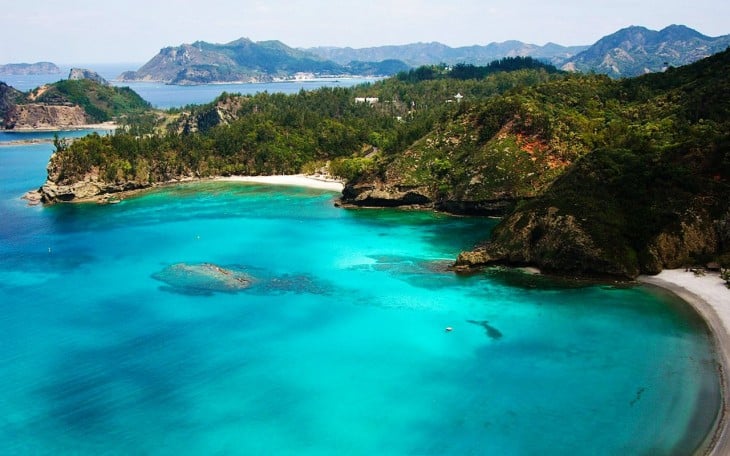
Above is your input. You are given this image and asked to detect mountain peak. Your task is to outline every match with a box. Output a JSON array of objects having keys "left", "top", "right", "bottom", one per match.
[
  {"left": 658, "top": 24, "right": 709, "bottom": 40},
  {"left": 565, "top": 24, "right": 730, "bottom": 77}
]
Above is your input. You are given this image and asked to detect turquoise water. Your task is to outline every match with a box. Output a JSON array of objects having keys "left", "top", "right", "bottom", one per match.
[{"left": 0, "top": 139, "right": 721, "bottom": 455}]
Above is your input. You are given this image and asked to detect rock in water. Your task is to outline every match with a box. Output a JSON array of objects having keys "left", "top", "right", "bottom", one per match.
[{"left": 152, "top": 263, "right": 253, "bottom": 294}]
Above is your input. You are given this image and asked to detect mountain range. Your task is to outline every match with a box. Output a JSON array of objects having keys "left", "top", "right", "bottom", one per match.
[
  {"left": 305, "top": 41, "right": 588, "bottom": 68},
  {"left": 563, "top": 24, "right": 730, "bottom": 77},
  {"left": 115, "top": 25, "right": 730, "bottom": 85}
]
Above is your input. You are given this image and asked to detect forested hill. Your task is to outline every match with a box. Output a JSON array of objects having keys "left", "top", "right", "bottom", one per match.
[
  {"left": 1, "top": 77, "right": 150, "bottom": 129},
  {"left": 37, "top": 57, "right": 561, "bottom": 202},
  {"left": 454, "top": 48, "right": 730, "bottom": 278}
]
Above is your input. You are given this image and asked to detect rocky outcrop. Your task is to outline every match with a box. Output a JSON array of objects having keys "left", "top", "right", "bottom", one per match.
[
  {"left": 38, "top": 154, "right": 151, "bottom": 203},
  {"left": 453, "top": 147, "right": 729, "bottom": 279},
  {"left": 39, "top": 179, "right": 149, "bottom": 203},
  {"left": 8, "top": 103, "right": 88, "bottom": 129},
  {"left": 339, "top": 180, "right": 517, "bottom": 215},
  {"left": 68, "top": 68, "right": 109, "bottom": 86},
  {"left": 152, "top": 263, "right": 253, "bottom": 294},
  {"left": 454, "top": 206, "right": 642, "bottom": 278},
  {"left": 339, "top": 181, "right": 433, "bottom": 208}
]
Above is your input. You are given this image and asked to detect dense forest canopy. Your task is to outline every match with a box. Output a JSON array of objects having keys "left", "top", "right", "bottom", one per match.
[{"left": 53, "top": 58, "right": 561, "bottom": 184}]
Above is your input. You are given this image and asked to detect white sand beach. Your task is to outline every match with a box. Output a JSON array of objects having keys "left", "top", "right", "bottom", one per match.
[
  {"left": 216, "top": 174, "right": 344, "bottom": 192},
  {"left": 639, "top": 269, "right": 730, "bottom": 455},
  {"left": 10, "top": 121, "right": 118, "bottom": 133}
]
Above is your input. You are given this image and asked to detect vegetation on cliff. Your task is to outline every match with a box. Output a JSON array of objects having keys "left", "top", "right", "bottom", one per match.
[
  {"left": 2, "top": 78, "right": 151, "bottom": 129},
  {"left": 28, "top": 79, "right": 150, "bottom": 123},
  {"left": 45, "top": 58, "right": 558, "bottom": 192},
  {"left": 456, "top": 49, "right": 730, "bottom": 277}
]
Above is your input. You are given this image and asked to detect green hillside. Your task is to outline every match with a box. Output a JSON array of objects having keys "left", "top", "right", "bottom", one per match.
[
  {"left": 455, "top": 49, "right": 730, "bottom": 277},
  {"left": 30, "top": 79, "right": 151, "bottom": 122}
]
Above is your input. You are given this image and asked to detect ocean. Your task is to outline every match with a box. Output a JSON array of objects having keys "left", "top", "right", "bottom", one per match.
[
  {"left": 0, "top": 76, "right": 722, "bottom": 454},
  {"left": 0, "top": 64, "right": 378, "bottom": 109}
]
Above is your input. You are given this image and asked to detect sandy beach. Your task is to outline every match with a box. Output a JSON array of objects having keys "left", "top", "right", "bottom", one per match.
[
  {"left": 639, "top": 269, "right": 730, "bottom": 455},
  {"left": 8, "top": 121, "right": 118, "bottom": 133},
  {"left": 216, "top": 174, "right": 345, "bottom": 192}
]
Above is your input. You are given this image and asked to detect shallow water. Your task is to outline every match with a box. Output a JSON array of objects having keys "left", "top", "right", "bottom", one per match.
[{"left": 0, "top": 140, "right": 721, "bottom": 455}]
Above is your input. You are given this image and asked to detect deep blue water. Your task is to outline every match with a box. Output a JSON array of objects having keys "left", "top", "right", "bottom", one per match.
[
  {"left": 0, "top": 134, "right": 721, "bottom": 454},
  {"left": 0, "top": 64, "right": 377, "bottom": 109}
]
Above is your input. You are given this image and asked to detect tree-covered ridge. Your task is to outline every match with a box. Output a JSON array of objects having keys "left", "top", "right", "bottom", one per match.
[
  {"left": 47, "top": 59, "right": 557, "bottom": 189},
  {"left": 28, "top": 79, "right": 151, "bottom": 123},
  {"left": 396, "top": 57, "right": 560, "bottom": 82},
  {"left": 455, "top": 48, "right": 730, "bottom": 277}
]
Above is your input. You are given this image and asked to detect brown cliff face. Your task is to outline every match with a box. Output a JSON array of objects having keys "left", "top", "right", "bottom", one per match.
[
  {"left": 8, "top": 104, "right": 89, "bottom": 129},
  {"left": 38, "top": 153, "right": 151, "bottom": 203}
]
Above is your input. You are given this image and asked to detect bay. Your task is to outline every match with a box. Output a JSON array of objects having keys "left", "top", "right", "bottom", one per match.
[{"left": 0, "top": 136, "right": 721, "bottom": 455}]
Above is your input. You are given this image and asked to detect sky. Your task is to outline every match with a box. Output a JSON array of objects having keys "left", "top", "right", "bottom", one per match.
[{"left": 2, "top": 0, "right": 729, "bottom": 64}]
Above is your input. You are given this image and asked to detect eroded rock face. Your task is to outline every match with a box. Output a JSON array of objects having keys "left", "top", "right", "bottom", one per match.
[
  {"left": 455, "top": 205, "right": 725, "bottom": 279},
  {"left": 454, "top": 207, "right": 641, "bottom": 278},
  {"left": 39, "top": 157, "right": 150, "bottom": 203},
  {"left": 340, "top": 181, "right": 433, "bottom": 208},
  {"left": 10, "top": 104, "right": 89, "bottom": 129},
  {"left": 642, "top": 212, "right": 720, "bottom": 273}
]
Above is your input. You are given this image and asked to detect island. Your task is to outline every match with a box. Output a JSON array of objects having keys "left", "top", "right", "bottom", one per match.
[
  {"left": 0, "top": 61, "right": 61, "bottom": 75},
  {"left": 118, "top": 37, "right": 409, "bottom": 85}
]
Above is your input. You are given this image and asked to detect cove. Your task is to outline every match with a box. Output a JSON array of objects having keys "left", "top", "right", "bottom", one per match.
[{"left": 0, "top": 140, "right": 721, "bottom": 455}]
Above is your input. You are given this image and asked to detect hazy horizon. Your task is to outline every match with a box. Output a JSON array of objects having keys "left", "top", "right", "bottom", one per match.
[{"left": 2, "top": 0, "right": 729, "bottom": 64}]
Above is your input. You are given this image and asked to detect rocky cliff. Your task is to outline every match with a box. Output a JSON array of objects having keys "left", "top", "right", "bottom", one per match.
[
  {"left": 9, "top": 103, "right": 89, "bottom": 130},
  {"left": 454, "top": 146, "right": 729, "bottom": 279},
  {"left": 68, "top": 68, "right": 110, "bottom": 86}
]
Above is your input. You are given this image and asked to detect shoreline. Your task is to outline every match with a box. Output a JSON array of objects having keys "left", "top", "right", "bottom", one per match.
[
  {"left": 6, "top": 121, "right": 118, "bottom": 133},
  {"left": 24, "top": 174, "right": 345, "bottom": 205},
  {"left": 215, "top": 174, "right": 344, "bottom": 192},
  {"left": 639, "top": 269, "right": 730, "bottom": 455}
]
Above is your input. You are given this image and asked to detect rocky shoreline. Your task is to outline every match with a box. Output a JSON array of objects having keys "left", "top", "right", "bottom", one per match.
[{"left": 337, "top": 180, "right": 518, "bottom": 216}]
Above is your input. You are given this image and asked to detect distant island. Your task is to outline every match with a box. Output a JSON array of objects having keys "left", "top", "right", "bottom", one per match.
[
  {"left": 118, "top": 38, "right": 409, "bottom": 85},
  {"left": 118, "top": 25, "right": 730, "bottom": 85},
  {"left": 0, "top": 62, "right": 61, "bottom": 76}
]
